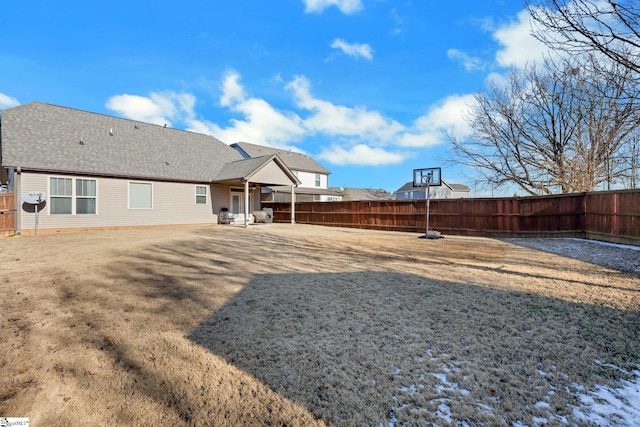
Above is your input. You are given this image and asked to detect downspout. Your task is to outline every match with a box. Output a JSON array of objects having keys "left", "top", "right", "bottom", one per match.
[
  {"left": 7, "top": 167, "right": 15, "bottom": 192},
  {"left": 244, "top": 180, "right": 250, "bottom": 228},
  {"left": 290, "top": 185, "right": 295, "bottom": 224}
]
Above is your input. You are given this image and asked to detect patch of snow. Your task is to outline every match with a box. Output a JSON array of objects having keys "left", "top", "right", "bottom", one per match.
[
  {"left": 435, "top": 401, "right": 452, "bottom": 423},
  {"left": 572, "top": 368, "right": 640, "bottom": 426},
  {"left": 398, "top": 384, "right": 418, "bottom": 395},
  {"left": 389, "top": 355, "right": 640, "bottom": 425},
  {"left": 433, "top": 372, "right": 449, "bottom": 385},
  {"left": 386, "top": 408, "right": 397, "bottom": 427},
  {"left": 532, "top": 416, "right": 549, "bottom": 426},
  {"left": 568, "top": 238, "right": 640, "bottom": 251},
  {"left": 432, "top": 368, "right": 470, "bottom": 396}
]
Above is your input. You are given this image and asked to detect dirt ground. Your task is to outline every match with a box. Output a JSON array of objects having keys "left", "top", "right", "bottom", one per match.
[{"left": 1, "top": 224, "right": 638, "bottom": 426}]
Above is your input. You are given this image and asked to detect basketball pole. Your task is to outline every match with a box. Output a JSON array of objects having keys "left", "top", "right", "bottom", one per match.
[
  {"left": 425, "top": 184, "right": 430, "bottom": 238},
  {"left": 422, "top": 171, "right": 433, "bottom": 239},
  {"left": 413, "top": 167, "right": 440, "bottom": 240}
]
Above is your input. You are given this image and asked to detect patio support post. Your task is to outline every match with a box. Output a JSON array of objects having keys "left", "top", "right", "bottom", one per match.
[
  {"left": 244, "top": 180, "right": 250, "bottom": 228},
  {"left": 290, "top": 185, "right": 296, "bottom": 224}
]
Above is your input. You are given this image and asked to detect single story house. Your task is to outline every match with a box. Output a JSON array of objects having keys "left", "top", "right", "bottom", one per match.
[
  {"left": 0, "top": 102, "right": 300, "bottom": 234},
  {"left": 394, "top": 180, "right": 471, "bottom": 200},
  {"left": 231, "top": 141, "right": 342, "bottom": 202}
]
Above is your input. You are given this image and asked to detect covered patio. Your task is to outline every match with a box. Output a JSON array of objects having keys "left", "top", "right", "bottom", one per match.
[{"left": 213, "top": 154, "right": 300, "bottom": 227}]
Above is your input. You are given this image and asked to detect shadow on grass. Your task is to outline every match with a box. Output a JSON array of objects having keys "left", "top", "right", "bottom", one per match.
[
  {"left": 190, "top": 271, "right": 640, "bottom": 426},
  {"left": 21, "top": 226, "right": 636, "bottom": 426}
]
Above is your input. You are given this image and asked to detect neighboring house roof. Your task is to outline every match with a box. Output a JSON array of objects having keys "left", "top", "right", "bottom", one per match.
[
  {"left": 448, "top": 183, "right": 470, "bottom": 192},
  {"left": 334, "top": 187, "right": 394, "bottom": 201},
  {"left": 395, "top": 180, "right": 469, "bottom": 193},
  {"left": 1, "top": 102, "right": 248, "bottom": 183},
  {"left": 267, "top": 185, "right": 341, "bottom": 196},
  {"left": 231, "top": 141, "right": 330, "bottom": 175}
]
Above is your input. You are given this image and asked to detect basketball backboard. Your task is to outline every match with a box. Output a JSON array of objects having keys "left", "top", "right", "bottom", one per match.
[{"left": 413, "top": 167, "right": 442, "bottom": 187}]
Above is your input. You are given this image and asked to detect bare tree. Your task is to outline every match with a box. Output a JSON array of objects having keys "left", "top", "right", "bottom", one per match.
[
  {"left": 526, "top": 0, "right": 640, "bottom": 77},
  {"left": 448, "top": 55, "right": 640, "bottom": 195},
  {"left": 616, "top": 129, "right": 640, "bottom": 189}
]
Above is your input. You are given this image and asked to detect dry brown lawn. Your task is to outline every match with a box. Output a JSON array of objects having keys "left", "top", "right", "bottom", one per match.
[{"left": 1, "top": 224, "right": 638, "bottom": 426}]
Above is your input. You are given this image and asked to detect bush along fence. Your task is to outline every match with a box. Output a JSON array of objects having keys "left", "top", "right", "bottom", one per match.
[{"left": 263, "top": 189, "right": 640, "bottom": 246}]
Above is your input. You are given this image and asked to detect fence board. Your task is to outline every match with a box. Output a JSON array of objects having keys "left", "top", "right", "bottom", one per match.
[
  {"left": 264, "top": 189, "right": 640, "bottom": 245},
  {"left": 0, "top": 192, "right": 16, "bottom": 234}
]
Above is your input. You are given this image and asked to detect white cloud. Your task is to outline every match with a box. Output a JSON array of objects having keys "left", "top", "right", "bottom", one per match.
[
  {"left": 317, "top": 144, "right": 405, "bottom": 166},
  {"left": 399, "top": 94, "right": 475, "bottom": 147},
  {"left": 286, "top": 75, "right": 404, "bottom": 144},
  {"left": 104, "top": 71, "right": 475, "bottom": 167},
  {"left": 105, "top": 92, "right": 196, "bottom": 127},
  {"left": 493, "top": 9, "right": 550, "bottom": 68},
  {"left": 389, "top": 9, "right": 404, "bottom": 35},
  {"left": 447, "top": 49, "right": 485, "bottom": 71},
  {"left": 192, "top": 71, "right": 306, "bottom": 147},
  {"left": 219, "top": 70, "right": 246, "bottom": 107},
  {"left": 0, "top": 93, "right": 20, "bottom": 109},
  {"left": 303, "top": 0, "right": 362, "bottom": 14},
  {"left": 330, "top": 38, "right": 374, "bottom": 60}
]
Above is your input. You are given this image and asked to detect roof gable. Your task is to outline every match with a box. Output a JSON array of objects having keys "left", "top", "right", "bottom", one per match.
[
  {"left": 214, "top": 155, "right": 300, "bottom": 185},
  {"left": 231, "top": 141, "right": 330, "bottom": 175},
  {"left": 1, "top": 102, "right": 243, "bottom": 182}
]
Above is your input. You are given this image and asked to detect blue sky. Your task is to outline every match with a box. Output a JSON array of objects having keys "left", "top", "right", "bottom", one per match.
[{"left": 0, "top": 0, "right": 552, "bottom": 195}]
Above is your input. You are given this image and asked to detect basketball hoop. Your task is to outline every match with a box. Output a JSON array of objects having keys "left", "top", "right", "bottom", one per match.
[{"left": 412, "top": 168, "right": 441, "bottom": 239}]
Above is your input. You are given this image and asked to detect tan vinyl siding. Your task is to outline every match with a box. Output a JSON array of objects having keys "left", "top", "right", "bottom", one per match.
[
  {"left": 19, "top": 172, "right": 217, "bottom": 231},
  {"left": 251, "top": 161, "right": 296, "bottom": 186},
  {"left": 210, "top": 183, "right": 231, "bottom": 212}
]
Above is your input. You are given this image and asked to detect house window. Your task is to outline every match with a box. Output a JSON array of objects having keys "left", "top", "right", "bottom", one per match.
[
  {"left": 315, "top": 174, "right": 321, "bottom": 187},
  {"left": 129, "top": 182, "right": 153, "bottom": 209},
  {"left": 76, "top": 179, "right": 96, "bottom": 214},
  {"left": 50, "top": 177, "right": 72, "bottom": 214},
  {"left": 195, "top": 185, "right": 207, "bottom": 204}
]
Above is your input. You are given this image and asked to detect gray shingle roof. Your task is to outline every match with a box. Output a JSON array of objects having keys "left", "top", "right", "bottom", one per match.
[
  {"left": 1, "top": 102, "right": 244, "bottom": 182},
  {"left": 336, "top": 187, "right": 393, "bottom": 201},
  {"left": 231, "top": 141, "right": 330, "bottom": 175},
  {"left": 268, "top": 186, "right": 341, "bottom": 196},
  {"left": 395, "top": 180, "right": 470, "bottom": 193},
  {"left": 215, "top": 154, "right": 299, "bottom": 185}
]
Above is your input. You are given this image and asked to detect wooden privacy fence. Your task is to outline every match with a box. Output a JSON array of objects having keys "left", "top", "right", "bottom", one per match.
[
  {"left": 263, "top": 189, "right": 640, "bottom": 246},
  {"left": 0, "top": 192, "right": 16, "bottom": 234}
]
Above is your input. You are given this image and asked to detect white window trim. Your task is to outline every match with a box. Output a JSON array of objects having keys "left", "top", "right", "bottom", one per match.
[
  {"left": 76, "top": 178, "right": 98, "bottom": 215},
  {"left": 195, "top": 185, "right": 207, "bottom": 205},
  {"left": 49, "top": 176, "right": 73, "bottom": 215},
  {"left": 128, "top": 181, "right": 154, "bottom": 209},
  {"left": 48, "top": 176, "right": 98, "bottom": 215}
]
